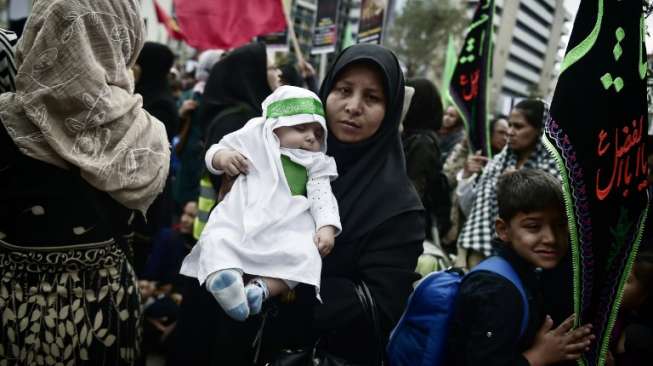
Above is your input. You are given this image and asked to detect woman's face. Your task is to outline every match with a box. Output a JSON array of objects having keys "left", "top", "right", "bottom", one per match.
[
  {"left": 326, "top": 63, "right": 386, "bottom": 143},
  {"left": 507, "top": 109, "right": 540, "bottom": 153},
  {"left": 267, "top": 57, "right": 281, "bottom": 91},
  {"left": 491, "top": 118, "right": 509, "bottom": 152},
  {"left": 442, "top": 106, "right": 461, "bottom": 129}
]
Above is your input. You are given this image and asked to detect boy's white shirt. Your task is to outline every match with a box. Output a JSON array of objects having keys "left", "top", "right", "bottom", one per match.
[{"left": 181, "top": 86, "right": 341, "bottom": 298}]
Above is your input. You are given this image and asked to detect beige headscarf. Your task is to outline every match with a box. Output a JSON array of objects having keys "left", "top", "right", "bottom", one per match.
[{"left": 0, "top": 0, "right": 170, "bottom": 214}]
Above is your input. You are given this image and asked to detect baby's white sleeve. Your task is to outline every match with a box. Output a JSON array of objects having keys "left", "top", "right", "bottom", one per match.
[
  {"left": 306, "top": 175, "right": 342, "bottom": 236},
  {"left": 204, "top": 144, "right": 225, "bottom": 175}
]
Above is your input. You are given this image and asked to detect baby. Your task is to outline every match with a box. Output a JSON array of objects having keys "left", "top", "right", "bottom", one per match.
[{"left": 180, "top": 86, "right": 341, "bottom": 321}]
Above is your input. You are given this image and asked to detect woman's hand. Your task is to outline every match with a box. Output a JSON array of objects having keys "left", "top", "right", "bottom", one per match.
[
  {"left": 213, "top": 149, "right": 249, "bottom": 177},
  {"left": 314, "top": 225, "right": 336, "bottom": 257},
  {"left": 462, "top": 150, "right": 489, "bottom": 179},
  {"left": 523, "top": 314, "right": 594, "bottom": 366},
  {"left": 179, "top": 99, "right": 198, "bottom": 119}
]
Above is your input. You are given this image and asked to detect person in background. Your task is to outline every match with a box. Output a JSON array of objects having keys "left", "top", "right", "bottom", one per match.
[
  {"left": 0, "top": 0, "right": 170, "bottom": 364},
  {"left": 457, "top": 100, "right": 558, "bottom": 268},
  {"left": 401, "top": 78, "right": 451, "bottom": 245},
  {"left": 279, "top": 59, "right": 318, "bottom": 93},
  {"left": 0, "top": 28, "right": 17, "bottom": 94},
  {"left": 437, "top": 105, "right": 465, "bottom": 163},
  {"left": 173, "top": 50, "right": 223, "bottom": 211},
  {"left": 607, "top": 250, "right": 653, "bottom": 365},
  {"left": 132, "top": 42, "right": 181, "bottom": 276},
  {"left": 455, "top": 115, "right": 509, "bottom": 217},
  {"left": 442, "top": 115, "right": 509, "bottom": 256},
  {"left": 135, "top": 42, "right": 180, "bottom": 142},
  {"left": 142, "top": 201, "right": 198, "bottom": 287}
]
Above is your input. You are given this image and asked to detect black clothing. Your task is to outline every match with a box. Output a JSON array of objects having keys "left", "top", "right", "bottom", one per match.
[
  {"left": 136, "top": 42, "right": 179, "bottom": 141},
  {"left": 198, "top": 42, "right": 271, "bottom": 140},
  {"left": 198, "top": 42, "right": 272, "bottom": 192},
  {"left": 403, "top": 78, "right": 443, "bottom": 132},
  {"left": 446, "top": 245, "right": 545, "bottom": 366},
  {"left": 0, "top": 121, "right": 131, "bottom": 246},
  {"left": 402, "top": 130, "right": 452, "bottom": 240},
  {"left": 280, "top": 62, "right": 319, "bottom": 93},
  {"left": 319, "top": 44, "right": 423, "bottom": 242}
]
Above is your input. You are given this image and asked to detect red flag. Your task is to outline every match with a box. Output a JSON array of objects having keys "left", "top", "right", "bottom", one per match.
[
  {"left": 173, "top": 0, "right": 287, "bottom": 49},
  {"left": 154, "top": 0, "right": 185, "bottom": 41}
]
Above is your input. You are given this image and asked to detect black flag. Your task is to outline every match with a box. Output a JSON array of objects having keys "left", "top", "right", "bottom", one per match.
[
  {"left": 544, "top": 0, "right": 650, "bottom": 364},
  {"left": 449, "top": 0, "right": 495, "bottom": 157}
]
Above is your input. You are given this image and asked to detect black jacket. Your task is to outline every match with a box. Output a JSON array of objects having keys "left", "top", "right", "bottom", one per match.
[{"left": 445, "top": 246, "right": 545, "bottom": 366}]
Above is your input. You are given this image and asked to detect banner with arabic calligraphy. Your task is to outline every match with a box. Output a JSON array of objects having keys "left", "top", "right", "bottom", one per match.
[
  {"left": 448, "top": 0, "right": 494, "bottom": 157},
  {"left": 543, "top": 0, "right": 649, "bottom": 365}
]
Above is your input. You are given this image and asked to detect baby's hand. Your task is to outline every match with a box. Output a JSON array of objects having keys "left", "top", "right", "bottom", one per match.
[
  {"left": 213, "top": 149, "right": 249, "bottom": 177},
  {"left": 314, "top": 225, "right": 336, "bottom": 257}
]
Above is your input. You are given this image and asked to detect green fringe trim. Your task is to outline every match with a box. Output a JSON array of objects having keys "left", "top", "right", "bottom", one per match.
[{"left": 542, "top": 136, "right": 582, "bottom": 329}]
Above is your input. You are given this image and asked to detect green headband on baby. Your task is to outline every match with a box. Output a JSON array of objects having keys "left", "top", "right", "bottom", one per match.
[{"left": 266, "top": 97, "right": 325, "bottom": 119}]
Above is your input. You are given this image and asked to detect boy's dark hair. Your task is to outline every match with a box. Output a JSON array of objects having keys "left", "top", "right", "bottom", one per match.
[
  {"left": 496, "top": 169, "right": 564, "bottom": 221},
  {"left": 514, "top": 99, "right": 545, "bottom": 130}
]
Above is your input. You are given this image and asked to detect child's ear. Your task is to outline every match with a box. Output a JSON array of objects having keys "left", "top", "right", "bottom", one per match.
[{"left": 495, "top": 218, "right": 509, "bottom": 242}]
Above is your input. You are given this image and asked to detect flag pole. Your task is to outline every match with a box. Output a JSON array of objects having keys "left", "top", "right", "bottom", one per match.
[{"left": 280, "top": 0, "right": 305, "bottom": 66}]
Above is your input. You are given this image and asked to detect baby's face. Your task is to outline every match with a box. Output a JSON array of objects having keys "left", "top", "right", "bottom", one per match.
[{"left": 274, "top": 122, "right": 324, "bottom": 152}]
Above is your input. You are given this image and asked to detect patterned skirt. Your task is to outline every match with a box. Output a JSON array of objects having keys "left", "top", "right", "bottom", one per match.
[{"left": 0, "top": 237, "right": 141, "bottom": 366}]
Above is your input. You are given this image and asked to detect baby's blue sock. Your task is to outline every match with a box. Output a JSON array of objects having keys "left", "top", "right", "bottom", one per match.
[
  {"left": 205, "top": 269, "right": 249, "bottom": 321},
  {"left": 245, "top": 278, "right": 269, "bottom": 315}
]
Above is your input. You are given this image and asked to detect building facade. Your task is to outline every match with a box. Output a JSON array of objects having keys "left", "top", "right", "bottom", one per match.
[{"left": 468, "top": 0, "right": 571, "bottom": 114}]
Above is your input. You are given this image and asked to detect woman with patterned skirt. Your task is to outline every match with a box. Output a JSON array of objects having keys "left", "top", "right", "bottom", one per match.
[{"left": 0, "top": 0, "right": 170, "bottom": 365}]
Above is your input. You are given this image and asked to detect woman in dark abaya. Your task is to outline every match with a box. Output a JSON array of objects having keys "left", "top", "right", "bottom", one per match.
[
  {"left": 402, "top": 78, "right": 451, "bottom": 243},
  {"left": 135, "top": 42, "right": 179, "bottom": 142},
  {"left": 132, "top": 42, "right": 179, "bottom": 276},
  {"left": 166, "top": 42, "right": 281, "bottom": 365},
  {"left": 198, "top": 42, "right": 281, "bottom": 192},
  {"left": 190, "top": 44, "right": 424, "bottom": 366}
]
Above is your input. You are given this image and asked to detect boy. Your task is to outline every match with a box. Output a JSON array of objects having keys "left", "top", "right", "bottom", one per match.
[
  {"left": 180, "top": 86, "right": 341, "bottom": 321},
  {"left": 445, "top": 169, "right": 594, "bottom": 365}
]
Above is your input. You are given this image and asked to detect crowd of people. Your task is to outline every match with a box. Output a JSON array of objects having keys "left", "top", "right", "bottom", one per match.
[{"left": 0, "top": 1, "right": 652, "bottom": 365}]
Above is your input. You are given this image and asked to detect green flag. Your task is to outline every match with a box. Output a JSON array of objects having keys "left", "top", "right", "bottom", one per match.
[{"left": 441, "top": 33, "right": 457, "bottom": 107}]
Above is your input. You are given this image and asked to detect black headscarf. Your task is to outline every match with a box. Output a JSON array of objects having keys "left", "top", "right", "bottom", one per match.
[
  {"left": 320, "top": 44, "right": 423, "bottom": 241},
  {"left": 403, "top": 78, "right": 443, "bottom": 134},
  {"left": 135, "top": 42, "right": 175, "bottom": 108},
  {"left": 280, "top": 62, "right": 303, "bottom": 87},
  {"left": 198, "top": 42, "right": 271, "bottom": 137}
]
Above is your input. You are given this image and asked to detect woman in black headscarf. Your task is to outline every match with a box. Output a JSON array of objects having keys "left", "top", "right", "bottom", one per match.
[
  {"left": 135, "top": 42, "right": 179, "bottom": 141},
  {"left": 166, "top": 42, "right": 281, "bottom": 365},
  {"left": 402, "top": 78, "right": 451, "bottom": 243},
  {"left": 198, "top": 44, "right": 424, "bottom": 366},
  {"left": 198, "top": 42, "right": 280, "bottom": 190}
]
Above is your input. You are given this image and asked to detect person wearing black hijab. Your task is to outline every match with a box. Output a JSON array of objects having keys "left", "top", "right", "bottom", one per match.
[
  {"left": 196, "top": 44, "right": 424, "bottom": 366},
  {"left": 135, "top": 42, "right": 179, "bottom": 141},
  {"left": 402, "top": 78, "right": 452, "bottom": 242},
  {"left": 166, "top": 42, "right": 281, "bottom": 365},
  {"left": 198, "top": 42, "right": 279, "bottom": 191}
]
